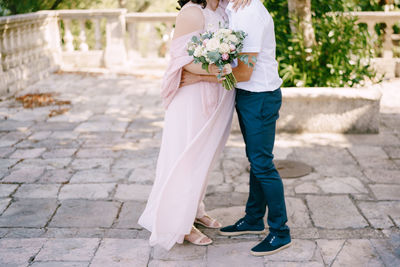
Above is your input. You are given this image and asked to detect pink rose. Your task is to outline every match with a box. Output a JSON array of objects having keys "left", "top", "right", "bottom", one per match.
[
  {"left": 230, "top": 44, "right": 236, "bottom": 51},
  {"left": 203, "top": 39, "right": 209, "bottom": 46},
  {"left": 222, "top": 53, "right": 229, "bottom": 60}
]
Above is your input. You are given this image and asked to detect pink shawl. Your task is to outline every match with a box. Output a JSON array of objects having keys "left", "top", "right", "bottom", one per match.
[
  {"left": 160, "top": 30, "right": 201, "bottom": 109},
  {"left": 160, "top": 30, "right": 221, "bottom": 116}
]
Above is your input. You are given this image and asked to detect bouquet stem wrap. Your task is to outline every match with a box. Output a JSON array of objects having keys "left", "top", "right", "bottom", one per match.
[{"left": 222, "top": 73, "right": 237, "bottom": 91}]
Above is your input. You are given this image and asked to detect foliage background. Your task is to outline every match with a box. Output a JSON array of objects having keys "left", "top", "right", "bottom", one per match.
[{"left": 263, "top": 0, "right": 382, "bottom": 87}]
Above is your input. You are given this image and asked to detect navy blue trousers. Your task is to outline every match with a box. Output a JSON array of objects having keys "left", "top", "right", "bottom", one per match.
[{"left": 235, "top": 88, "right": 290, "bottom": 238}]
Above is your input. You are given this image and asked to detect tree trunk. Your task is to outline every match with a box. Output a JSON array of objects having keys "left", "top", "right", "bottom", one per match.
[
  {"left": 288, "top": 0, "right": 316, "bottom": 48},
  {"left": 50, "top": 0, "right": 64, "bottom": 10}
]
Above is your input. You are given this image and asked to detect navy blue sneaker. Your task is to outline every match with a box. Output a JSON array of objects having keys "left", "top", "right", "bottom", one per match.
[
  {"left": 218, "top": 218, "right": 266, "bottom": 236},
  {"left": 251, "top": 233, "right": 292, "bottom": 256}
]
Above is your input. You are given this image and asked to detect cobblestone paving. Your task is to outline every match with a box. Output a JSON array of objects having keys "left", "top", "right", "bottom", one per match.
[{"left": 0, "top": 73, "right": 399, "bottom": 266}]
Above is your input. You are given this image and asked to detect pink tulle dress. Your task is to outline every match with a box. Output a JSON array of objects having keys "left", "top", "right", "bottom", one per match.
[{"left": 138, "top": 2, "right": 235, "bottom": 250}]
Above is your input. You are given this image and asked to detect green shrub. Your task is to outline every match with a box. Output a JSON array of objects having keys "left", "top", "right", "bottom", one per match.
[{"left": 264, "top": 0, "right": 378, "bottom": 87}]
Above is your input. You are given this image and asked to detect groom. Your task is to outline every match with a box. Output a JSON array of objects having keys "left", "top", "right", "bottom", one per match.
[{"left": 180, "top": 0, "right": 291, "bottom": 256}]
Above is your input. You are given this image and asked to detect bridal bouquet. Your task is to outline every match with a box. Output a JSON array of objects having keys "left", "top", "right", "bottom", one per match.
[{"left": 187, "top": 28, "right": 256, "bottom": 90}]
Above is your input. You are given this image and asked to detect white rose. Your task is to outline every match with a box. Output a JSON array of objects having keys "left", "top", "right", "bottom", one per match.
[
  {"left": 193, "top": 47, "right": 203, "bottom": 57},
  {"left": 187, "top": 43, "right": 195, "bottom": 51},
  {"left": 206, "top": 38, "right": 220, "bottom": 51},
  {"left": 228, "top": 35, "right": 238, "bottom": 44},
  {"left": 219, "top": 43, "right": 231, "bottom": 54},
  {"left": 217, "top": 29, "right": 232, "bottom": 36}
]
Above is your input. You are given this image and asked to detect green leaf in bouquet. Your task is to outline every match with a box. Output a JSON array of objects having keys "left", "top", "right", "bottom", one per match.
[
  {"left": 191, "top": 36, "right": 198, "bottom": 43},
  {"left": 207, "top": 51, "right": 221, "bottom": 63},
  {"left": 202, "top": 57, "right": 210, "bottom": 64}
]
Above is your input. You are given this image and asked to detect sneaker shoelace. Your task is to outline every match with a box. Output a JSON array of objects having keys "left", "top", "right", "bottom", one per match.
[
  {"left": 269, "top": 235, "right": 276, "bottom": 245},
  {"left": 236, "top": 220, "right": 245, "bottom": 228}
]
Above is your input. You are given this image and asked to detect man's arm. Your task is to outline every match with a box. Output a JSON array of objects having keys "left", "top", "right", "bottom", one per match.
[{"left": 232, "top": 52, "right": 258, "bottom": 82}]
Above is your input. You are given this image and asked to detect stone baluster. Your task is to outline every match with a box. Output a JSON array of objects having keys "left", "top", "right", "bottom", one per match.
[
  {"left": 35, "top": 22, "right": 42, "bottom": 58},
  {"left": 21, "top": 23, "right": 29, "bottom": 64},
  {"left": 79, "top": 19, "right": 89, "bottom": 51},
  {"left": 0, "top": 33, "right": 4, "bottom": 92},
  {"left": 383, "top": 22, "right": 394, "bottom": 58},
  {"left": 127, "top": 22, "right": 139, "bottom": 58},
  {"left": 63, "top": 19, "right": 74, "bottom": 52},
  {"left": 104, "top": 10, "right": 127, "bottom": 68},
  {"left": 44, "top": 13, "right": 62, "bottom": 66},
  {"left": 1, "top": 29, "right": 8, "bottom": 71},
  {"left": 366, "top": 22, "right": 376, "bottom": 38},
  {"left": 8, "top": 28, "right": 17, "bottom": 68},
  {"left": 21, "top": 23, "right": 30, "bottom": 63},
  {"left": 0, "top": 29, "right": 3, "bottom": 73},
  {"left": 14, "top": 26, "right": 23, "bottom": 82},
  {"left": 94, "top": 18, "right": 102, "bottom": 50},
  {"left": 4, "top": 29, "right": 11, "bottom": 69},
  {"left": 15, "top": 26, "right": 22, "bottom": 66},
  {"left": 27, "top": 23, "right": 35, "bottom": 62},
  {"left": 32, "top": 22, "right": 41, "bottom": 60}
]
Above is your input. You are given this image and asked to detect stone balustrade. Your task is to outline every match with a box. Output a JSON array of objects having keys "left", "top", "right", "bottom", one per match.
[
  {"left": 350, "top": 11, "right": 400, "bottom": 58},
  {"left": 57, "top": 10, "right": 177, "bottom": 71},
  {"left": 0, "top": 11, "right": 61, "bottom": 95},
  {"left": 57, "top": 9, "right": 128, "bottom": 69}
]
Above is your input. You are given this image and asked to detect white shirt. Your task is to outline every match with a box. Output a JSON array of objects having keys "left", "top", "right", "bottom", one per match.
[{"left": 225, "top": 0, "right": 282, "bottom": 92}]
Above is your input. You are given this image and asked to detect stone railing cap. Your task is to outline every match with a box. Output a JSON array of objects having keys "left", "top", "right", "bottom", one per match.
[
  {"left": 0, "top": 11, "right": 57, "bottom": 25},
  {"left": 125, "top": 12, "right": 177, "bottom": 22},
  {"left": 281, "top": 86, "right": 382, "bottom": 101},
  {"left": 57, "top": 9, "right": 127, "bottom": 18}
]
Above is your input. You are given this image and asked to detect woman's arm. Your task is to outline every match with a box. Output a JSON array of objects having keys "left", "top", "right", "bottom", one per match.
[
  {"left": 173, "top": 6, "right": 220, "bottom": 76},
  {"left": 173, "top": 6, "right": 204, "bottom": 40}
]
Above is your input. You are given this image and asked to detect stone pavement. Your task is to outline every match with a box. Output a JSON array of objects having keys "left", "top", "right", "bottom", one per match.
[{"left": 0, "top": 73, "right": 399, "bottom": 267}]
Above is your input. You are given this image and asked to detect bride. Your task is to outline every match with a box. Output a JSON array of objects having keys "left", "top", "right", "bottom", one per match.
[{"left": 138, "top": 0, "right": 251, "bottom": 250}]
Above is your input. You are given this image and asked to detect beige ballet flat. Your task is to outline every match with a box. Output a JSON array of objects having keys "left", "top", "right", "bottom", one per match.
[
  {"left": 195, "top": 214, "right": 222, "bottom": 229},
  {"left": 184, "top": 226, "right": 213, "bottom": 246}
]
